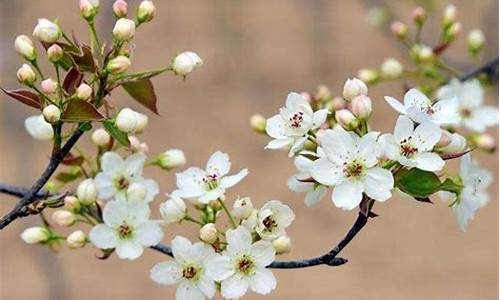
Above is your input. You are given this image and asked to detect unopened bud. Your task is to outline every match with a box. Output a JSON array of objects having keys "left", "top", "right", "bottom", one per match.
[
  {"left": 350, "top": 95, "right": 372, "bottom": 120},
  {"left": 391, "top": 21, "right": 408, "bottom": 39},
  {"left": 411, "top": 7, "right": 426, "bottom": 25},
  {"left": 444, "top": 22, "right": 462, "bottom": 43},
  {"left": 137, "top": 1, "right": 155, "bottom": 23},
  {"left": 159, "top": 196, "right": 186, "bottom": 224},
  {"left": 42, "top": 104, "right": 61, "bottom": 123},
  {"left": 113, "top": 0, "right": 128, "bottom": 18},
  {"left": 126, "top": 182, "right": 147, "bottom": 203},
  {"left": 442, "top": 4, "right": 457, "bottom": 27},
  {"left": 232, "top": 197, "right": 253, "bottom": 220},
  {"left": 116, "top": 108, "right": 147, "bottom": 133},
  {"left": 76, "top": 83, "right": 93, "bottom": 100},
  {"left": 91, "top": 128, "right": 111, "bottom": 147},
  {"left": 33, "top": 19, "right": 61, "bottom": 43},
  {"left": 15, "top": 35, "right": 36, "bottom": 61},
  {"left": 316, "top": 85, "right": 332, "bottom": 101},
  {"left": 128, "top": 136, "right": 149, "bottom": 153},
  {"left": 47, "top": 44, "right": 63, "bottom": 63},
  {"left": 64, "top": 195, "right": 81, "bottom": 212},
  {"left": 468, "top": 29, "right": 485, "bottom": 55},
  {"left": 381, "top": 58, "right": 403, "bottom": 79},
  {"left": 156, "top": 149, "right": 186, "bottom": 170},
  {"left": 414, "top": 45, "right": 434, "bottom": 63},
  {"left": 329, "top": 96, "right": 346, "bottom": 111},
  {"left": 80, "top": 0, "right": 100, "bottom": 21},
  {"left": 342, "top": 77, "right": 368, "bottom": 101},
  {"left": 473, "top": 133, "right": 496, "bottom": 152},
  {"left": 17, "top": 64, "right": 36, "bottom": 85},
  {"left": 200, "top": 223, "right": 218, "bottom": 244},
  {"left": 172, "top": 51, "right": 203, "bottom": 76},
  {"left": 77, "top": 178, "right": 97, "bottom": 205},
  {"left": 21, "top": 226, "right": 50, "bottom": 244},
  {"left": 436, "top": 130, "right": 452, "bottom": 148},
  {"left": 66, "top": 230, "right": 87, "bottom": 249},
  {"left": 113, "top": 18, "right": 135, "bottom": 41},
  {"left": 106, "top": 55, "right": 131, "bottom": 74},
  {"left": 250, "top": 114, "right": 266, "bottom": 133},
  {"left": 41, "top": 78, "right": 58, "bottom": 94},
  {"left": 335, "top": 109, "right": 359, "bottom": 130},
  {"left": 25, "top": 115, "right": 53, "bottom": 140},
  {"left": 439, "top": 132, "right": 467, "bottom": 154},
  {"left": 272, "top": 234, "right": 292, "bottom": 254},
  {"left": 357, "top": 68, "right": 379, "bottom": 84},
  {"left": 52, "top": 210, "right": 76, "bottom": 227}
]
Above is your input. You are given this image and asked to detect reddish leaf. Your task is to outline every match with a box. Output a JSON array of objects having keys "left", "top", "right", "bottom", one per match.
[
  {"left": 70, "top": 45, "right": 96, "bottom": 73},
  {"left": 122, "top": 79, "right": 159, "bottom": 114},
  {"left": 61, "top": 99, "right": 105, "bottom": 122},
  {"left": 63, "top": 68, "right": 84, "bottom": 95},
  {"left": 1, "top": 88, "right": 41, "bottom": 109},
  {"left": 62, "top": 153, "right": 85, "bottom": 166}
]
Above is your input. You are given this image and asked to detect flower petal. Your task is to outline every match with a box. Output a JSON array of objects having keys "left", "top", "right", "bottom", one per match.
[
  {"left": 89, "top": 224, "right": 119, "bottom": 249},
  {"left": 125, "top": 153, "right": 146, "bottom": 177},
  {"left": 249, "top": 268, "right": 277, "bottom": 295},
  {"left": 332, "top": 180, "right": 363, "bottom": 210},
  {"left": 205, "top": 255, "right": 234, "bottom": 281},
  {"left": 304, "top": 185, "right": 328, "bottom": 207},
  {"left": 226, "top": 226, "right": 252, "bottom": 256},
  {"left": 174, "top": 167, "right": 206, "bottom": 198},
  {"left": 171, "top": 236, "right": 192, "bottom": 263},
  {"left": 312, "top": 108, "right": 329, "bottom": 129},
  {"left": 265, "top": 115, "right": 288, "bottom": 139},
  {"left": 115, "top": 240, "right": 143, "bottom": 260},
  {"left": 220, "top": 169, "right": 249, "bottom": 188},
  {"left": 413, "top": 121, "right": 441, "bottom": 151},
  {"left": 94, "top": 173, "right": 116, "bottom": 199},
  {"left": 221, "top": 274, "right": 249, "bottom": 300},
  {"left": 198, "top": 187, "right": 225, "bottom": 204},
  {"left": 363, "top": 168, "right": 393, "bottom": 202},
  {"left": 384, "top": 96, "right": 407, "bottom": 115},
  {"left": 403, "top": 88, "right": 431, "bottom": 111},
  {"left": 206, "top": 151, "right": 231, "bottom": 176},
  {"left": 134, "top": 221, "right": 163, "bottom": 246},
  {"left": 176, "top": 281, "right": 205, "bottom": 300},
  {"left": 265, "top": 138, "right": 292, "bottom": 150},
  {"left": 198, "top": 275, "right": 216, "bottom": 298},
  {"left": 101, "top": 151, "right": 124, "bottom": 174},
  {"left": 102, "top": 200, "right": 128, "bottom": 227},
  {"left": 413, "top": 152, "right": 445, "bottom": 172},
  {"left": 250, "top": 240, "right": 275, "bottom": 267},
  {"left": 310, "top": 157, "right": 343, "bottom": 186},
  {"left": 150, "top": 261, "right": 183, "bottom": 285},
  {"left": 394, "top": 116, "right": 414, "bottom": 142}
]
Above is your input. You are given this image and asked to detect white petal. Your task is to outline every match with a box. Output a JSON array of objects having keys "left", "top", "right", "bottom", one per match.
[
  {"left": 150, "top": 261, "right": 183, "bottom": 285},
  {"left": 413, "top": 121, "right": 441, "bottom": 151},
  {"left": 312, "top": 108, "right": 329, "bottom": 128},
  {"left": 221, "top": 274, "right": 249, "bottom": 300},
  {"left": 249, "top": 268, "right": 277, "bottom": 295},
  {"left": 101, "top": 151, "right": 124, "bottom": 174},
  {"left": 176, "top": 281, "right": 205, "bottom": 300},
  {"left": 226, "top": 226, "right": 252, "bottom": 255},
  {"left": 141, "top": 179, "right": 159, "bottom": 203},
  {"left": 431, "top": 98, "right": 460, "bottom": 125},
  {"left": 467, "top": 106, "right": 499, "bottom": 132},
  {"left": 403, "top": 88, "right": 431, "bottom": 110},
  {"left": 287, "top": 176, "right": 312, "bottom": 193},
  {"left": 378, "top": 134, "right": 400, "bottom": 160},
  {"left": 89, "top": 224, "right": 119, "bottom": 249},
  {"left": 125, "top": 153, "right": 146, "bottom": 177},
  {"left": 413, "top": 152, "right": 445, "bottom": 172},
  {"left": 102, "top": 200, "right": 128, "bottom": 227},
  {"left": 394, "top": 116, "right": 414, "bottom": 142},
  {"left": 94, "top": 173, "right": 116, "bottom": 199},
  {"left": 310, "top": 157, "right": 343, "bottom": 186},
  {"left": 220, "top": 169, "right": 248, "bottom": 188},
  {"left": 285, "top": 92, "right": 309, "bottom": 110},
  {"left": 134, "top": 221, "right": 163, "bottom": 246},
  {"left": 357, "top": 132, "right": 381, "bottom": 167},
  {"left": 127, "top": 202, "right": 151, "bottom": 225},
  {"left": 198, "top": 187, "right": 225, "bottom": 204},
  {"left": 332, "top": 180, "right": 364, "bottom": 210},
  {"left": 189, "top": 242, "right": 216, "bottom": 263},
  {"left": 206, "top": 151, "right": 231, "bottom": 176},
  {"left": 250, "top": 241, "right": 275, "bottom": 267},
  {"left": 205, "top": 255, "right": 234, "bottom": 281},
  {"left": 363, "top": 168, "right": 393, "bottom": 202},
  {"left": 304, "top": 185, "right": 328, "bottom": 207},
  {"left": 265, "top": 138, "right": 292, "bottom": 150},
  {"left": 265, "top": 115, "right": 288, "bottom": 139},
  {"left": 384, "top": 96, "right": 407, "bottom": 114},
  {"left": 289, "top": 136, "right": 307, "bottom": 156},
  {"left": 198, "top": 275, "right": 216, "bottom": 298},
  {"left": 171, "top": 236, "right": 192, "bottom": 263},
  {"left": 115, "top": 240, "right": 143, "bottom": 260},
  {"left": 175, "top": 167, "right": 206, "bottom": 198}
]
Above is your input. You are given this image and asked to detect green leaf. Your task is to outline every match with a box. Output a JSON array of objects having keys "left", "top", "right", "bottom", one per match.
[
  {"left": 61, "top": 99, "right": 105, "bottom": 122},
  {"left": 1, "top": 88, "right": 41, "bottom": 109},
  {"left": 122, "top": 79, "right": 159, "bottom": 114},
  {"left": 395, "top": 168, "right": 442, "bottom": 199},
  {"left": 439, "top": 177, "right": 463, "bottom": 195},
  {"left": 55, "top": 169, "right": 81, "bottom": 183},
  {"left": 102, "top": 120, "right": 130, "bottom": 146}
]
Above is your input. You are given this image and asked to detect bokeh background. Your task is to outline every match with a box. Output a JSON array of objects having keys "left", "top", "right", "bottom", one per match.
[{"left": 0, "top": 0, "right": 498, "bottom": 299}]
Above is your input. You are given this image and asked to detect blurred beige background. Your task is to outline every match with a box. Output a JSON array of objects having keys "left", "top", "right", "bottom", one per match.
[{"left": 0, "top": 0, "right": 498, "bottom": 299}]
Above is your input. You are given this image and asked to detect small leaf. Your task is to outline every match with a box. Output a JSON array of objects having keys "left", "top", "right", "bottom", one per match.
[
  {"left": 439, "top": 178, "right": 463, "bottom": 194},
  {"left": 61, "top": 99, "right": 105, "bottom": 122},
  {"left": 55, "top": 169, "right": 81, "bottom": 183},
  {"left": 70, "top": 45, "right": 96, "bottom": 73},
  {"left": 102, "top": 120, "right": 130, "bottom": 146},
  {"left": 395, "top": 168, "right": 442, "bottom": 199},
  {"left": 63, "top": 68, "right": 84, "bottom": 95},
  {"left": 122, "top": 79, "right": 159, "bottom": 114},
  {"left": 1, "top": 88, "right": 41, "bottom": 109},
  {"left": 61, "top": 153, "right": 85, "bottom": 166}
]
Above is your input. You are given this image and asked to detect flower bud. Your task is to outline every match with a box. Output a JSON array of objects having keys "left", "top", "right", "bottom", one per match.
[
  {"left": 25, "top": 115, "right": 53, "bottom": 140},
  {"left": 357, "top": 69, "right": 379, "bottom": 84},
  {"left": 128, "top": 136, "right": 149, "bottom": 153},
  {"left": 411, "top": 7, "right": 426, "bottom": 25},
  {"left": 20, "top": 226, "right": 50, "bottom": 244},
  {"left": 41, "top": 78, "right": 58, "bottom": 94},
  {"left": 381, "top": 58, "right": 403, "bottom": 79},
  {"left": 66, "top": 230, "right": 87, "bottom": 249},
  {"left": 391, "top": 21, "right": 408, "bottom": 39},
  {"left": 137, "top": 1, "right": 155, "bottom": 23},
  {"left": 316, "top": 85, "right": 331, "bottom": 101},
  {"left": 335, "top": 109, "right": 359, "bottom": 130},
  {"left": 106, "top": 55, "right": 131, "bottom": 74},
  {"left": 64, "top": 195, "right": 81, "bottom": 212},
  {"left": 33, "top": 19, "right": 61, "bottom": 43},
  {"left": 329, "top": 96, "right": 346, "bottom": 111},
  {"left": 134, "top": 113, "right": 148, "bottom": 133},
  {"left": 250, "top": 114, "right": 266, "bottom": 133},
  {"left": 442, "top": 4, "right": 457, "bottom": 27},
  {"left": 439, "top": 132, "right": 467, "bottom": 154},
  {"left": 444, "top": 22, "right": 462, "bottom": 42},
  {"left": 159, "top": 196, "right": 186, "bottom": 224},
  {"left": 436, "top": 130, "right": 452, "bottom": 148},
  {"left": 156, "top": 149, "right": 186, "bottom": 170},
  {"left": 342, "top": 77, "right": 368, "bottom": 101},
  {"left": 116, "top": 108, "right": 146, "bottom": 133},
  {"left": 80, "top": 0, "right": 99, "bottom": 21},
  {"left": 15, "top": 35, "right": 36, "bottom": 61},
  {"left": 46, "top": 44, "right": 64, "bottom": 63},
  {"left": 273, "top": 234, "right": 292, "bottom": 254},
  {"left": 76, "top": 83, "right": 93, "bottom": 100},
  {"left": 232, "top": 197, "right": 253, "bottom": 220},
  {"left": 113, "top": 0, "right": 128, "bottom": 18},
  {"left": 51, "top": 210, "right": 76, "bottom": 227},
  {"left": 172, "top": 51, "right": 203, "bottom": 76},
  {"left": 42, "top": 105, "right": 61, "bottom": 124},
  {"left": 473, "top": 133, "right": 496, "bottom": 152},
  {"left": 199, "top": 223, "right": 218, "bottom": 244},
  {"left": 77, "top": 178, "right": 97, "bottom": 205},
  {"left": 350, "top": 95, "right": 372, "bottom": 120},
  {"left": 415, "top": 45, "right": 434, "bottom": 63},
  {"left": 113, "top": 18, "right": 136, "bottom": 41},
  {"left": 467, "top": 29, "right": 485, "bottom": 54},
  {"left": 91, "top": 128, "right": 111, "bottom": 147},
  {"left": 126, "top": 182, "right": 147, "bottom": 203},
  {"left": 17, "top": 64, "right": 36, "bottom": 85}
]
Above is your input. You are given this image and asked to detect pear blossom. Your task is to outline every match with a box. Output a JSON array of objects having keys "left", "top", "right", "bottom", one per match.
[
  {"left": 172, "top": 151, "right": 248, "bottom": 204},
  {"left": 206, "top": 226, "right": 277, "bottom": 299},
  {"left": 379, "top": 116, "right": 444, "bottom": 171},
  {"left": 437, "top": 78, "right": 498, "bottom": 132},
  {"left": 94, "top": 152, "right": 159, "bottom": 203},
  {"left": 265, "top": 92, "right": 328, "bottom": 156},
  {"left": 385, "top": 88, "right": 459, "bottom": 126},
  {"left": 440, "top": 154, "right": 492, "bottom": 231},
  {"left": 310, "top": 128, "right": 394, "bottom": 210},
  {"left": 287, "top": 153, "right": 327, "bottom": 207},
  {"left": 256, "top": 200, "right": 295, "bottom": 241},
  {"left": 150, "top": 236, "right": 217, "bottom": 300},
  {"left": 89, "top": 201, "right": 163, "bottom": 260}
]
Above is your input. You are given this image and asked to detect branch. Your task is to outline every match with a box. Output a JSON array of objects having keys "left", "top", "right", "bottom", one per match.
[
  {"left": 459, "top": 58, "right": 499, "bottom": 81},
  {"left": 0, "top": 128, "right": 84, "bottom": 230}
]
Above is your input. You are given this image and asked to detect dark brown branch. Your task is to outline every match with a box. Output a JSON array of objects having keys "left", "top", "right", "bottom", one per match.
[{"left": 459, "top": 58, "right": 499, "bottom": 82}]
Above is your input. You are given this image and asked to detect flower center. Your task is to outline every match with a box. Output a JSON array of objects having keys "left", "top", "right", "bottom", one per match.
[
  {"left": 115, "top": 175, "right": 130, "bottom": 191},
  {"left": 289, "top": 112, "right": 304, "bottom": 128},
  {"left": 399, "top": 139, "right": 418, "bottom": 157},
  {"left": 424, "top": 106, "right": 435, "bottom": 115},
  {"left": 118, "top": 222, "right": 133, "bottom": 239},
  {"left": 343, "top": 161, "right": 365, "bottom": 178},
  {"left": 182, "top": 264, "right": 200, "bottom": 281},
  {"left": 236, "top": 255, "right": 255, "bottom": 275},
  {"left": 460, "top": 108, "right": 472, "bottom": 119},
  {"left": 203, "top": 173, "right": 219, "bottom": 190},
  {"left": 262, "top": 215, "right": 277, "bottom": 232}
]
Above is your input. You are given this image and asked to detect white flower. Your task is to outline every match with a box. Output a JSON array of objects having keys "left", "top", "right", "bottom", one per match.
[
  {"left": 150, "top": 236, "right": 217, "bottom": 300},
  {"left": 206, "top": 226, "right": 277, "bottom": 299},
  {"left": 440, "top": 154, "right": 492, "bottom": 231},
  {"left": 379, "top": 116, "right": 445, "bottom": 172},
  {"left": 33, "top": 19, "right": 61, "bottom": 43},
  {"left": 172, "top": 151, "right": 248, "bottom": 204},
  {"left": 265, "top": 92, "right": 328, "bottom": 156},
  {"left": 94, "top": 152, "right": 159, "bottom": 203},
  {"left": 385, "top": 88, "right": 459, "bottom": 126},
  {"left": 172, "top": 51, "right": 203, "bottom": 76},
  {"left": 241, "top": 209, "right": 258, "bottom": 232},
  {"left": 287, "top": 153, "right": 328, "bottom": 207},
  {"left": 160, "top": 196, "right": 187, "bottom": 224},
  {"left": 437, "top": 78, "right": 498, "bottom": 132},
  {"left": 310, "top": 128, "right": 394, "bottom": 210},
  {"left": 256, "top": 200, "right": 295, "bottom": 240},
  {"left": 25, "top": 115, "right": 53, "bottom": 140},
  {"left": 89, "top": 201, "right": 163, "bottom": 260}
]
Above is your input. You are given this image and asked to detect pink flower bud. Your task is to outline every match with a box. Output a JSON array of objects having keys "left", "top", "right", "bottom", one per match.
[
  {"left": 436, "top": 130, "right": 452, "bottom": 148},
  {"left": 76, "top": 83, "right": 93, "bottom": 100},
  {"left": 343, "top": 77, "right": 368, "bottom": 101},
  {"left": 15, "top": 35, "right": 36, "bottom": 61},
  {"left": 41, "top": 78, "right": 58, "bottom": 94},
  {"left": 474, "top": 133, "right": 496, "bottom": 152},
  {"left": 330, "top": 96, "right": 346, "bottom": 111},
  {"left": 52, "top": 210, "right": 76, "bottom": 227},
  {"left": 350, "top": 95, "right": 372, "bottom": 119},
  {"left": 80, "top": 0, "right": 99, "bottom": 20},
  {"left": 106, "top": 55, "right": 131, "bottom": 74},
  {"left": 113, "top": 0, "right": 128, "bottom": 18},
  {"left": 411, "top": 7, "right": 426, "bottom": 25},
  {"left": 113, "top": 18, "right": 135, "bottom": 41},
  {"left": 439, "top": 132, "right": 467, "bottom": 154},
  {"left": 391, "top": 21, "right": 408, "bottom": 39},
  {"left": 17, "top": 64, "right": 36, "bottom": 85},
  {"left": 64, "top": 196, "right": 81, "bottom": 212},
  {"left": 335, "top": 109, "right": 359, "bottom": 130},
  {"left": 137, "top": 0, "right": 155, "bottom": 23},
  {"left": 47, "top": 44, "right": 63, "bottom": 63},
  {"left": 128, "top": 136, "right": 149, "bottom": 153}
]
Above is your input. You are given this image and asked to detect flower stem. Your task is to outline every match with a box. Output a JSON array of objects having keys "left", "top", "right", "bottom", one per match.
[
  {"left": 218, "top": 199, "right": 236, "bottom": 229},
  {"left": 184, "top": 215, "right": 204, "bottom": 226}
]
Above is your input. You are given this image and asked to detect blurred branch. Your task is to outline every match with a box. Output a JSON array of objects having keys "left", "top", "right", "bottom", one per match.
[{"left": 459, "top": 58, "right": 499, "bottom": 82}]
